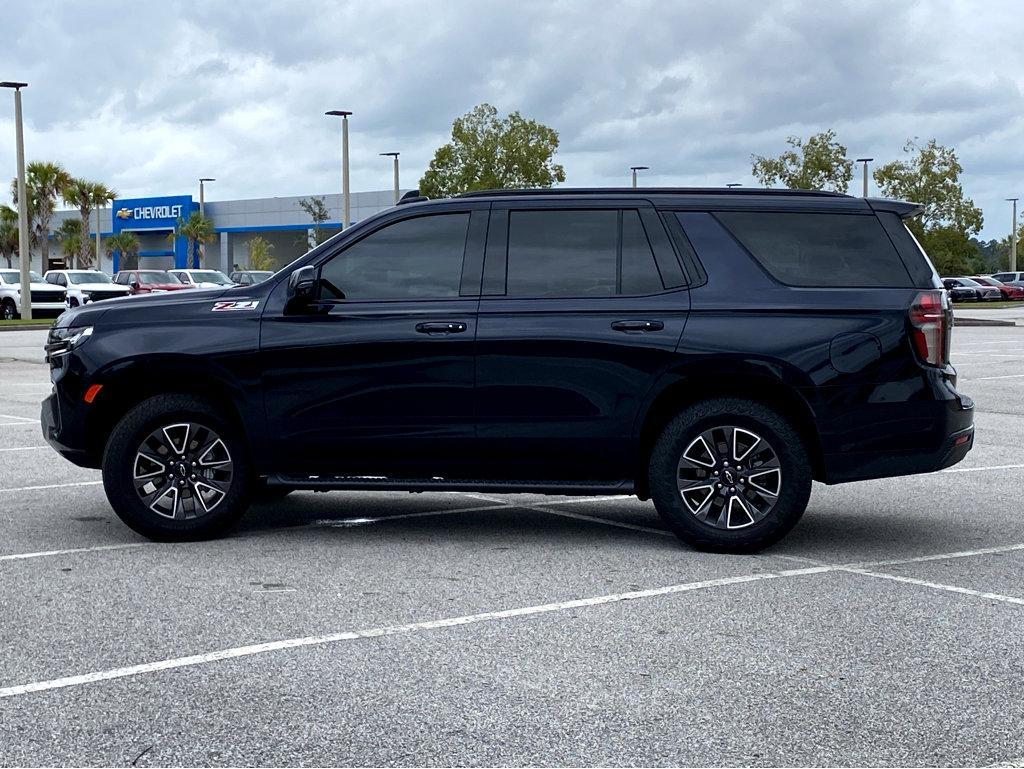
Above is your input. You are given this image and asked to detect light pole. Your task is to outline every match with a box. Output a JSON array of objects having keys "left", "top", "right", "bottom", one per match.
[
  {"left": 380, "top": 152, "right": 400, "bottom": 205},
  {"left": 2, "top": 81, "right": 31, "bottom": 320},
  {"left": 326, "top": 110, "right": 352, "bottom": 228},
  {"left": 856, "top": 158, "right": 873, "bottom": 198},
  {"left": 630, "top": 166, "right": 649, "bottom": 189},
  {"left": 198, "top": 178, "right": 214, "bottom": 268},
  {"left": 1008, "top": 198, "right": 1019, "bottom": 272}
]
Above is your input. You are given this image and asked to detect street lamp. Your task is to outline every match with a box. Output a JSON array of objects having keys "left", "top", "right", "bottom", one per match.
[
  {"left": 1008, "top": 198, "right": 1019, "bottom": 272},
  {"left": 380, "top": 153, "right": 400, "bottom": 205},
  {"left": 630, "top": 166, "right": 649, "bottom": 189},
  {"left": 855, "top": 158, "right": 873, "bottom": 198},
  {"left": 326, "top": 110, "right": 353, "bottom": 228},
  {"left": 1, "top": 81, "right": 31, "bottom": 320}
]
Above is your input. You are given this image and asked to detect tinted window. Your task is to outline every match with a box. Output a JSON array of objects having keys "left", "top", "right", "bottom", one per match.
[
  {"left": 138, "top": 271, "right": 178, "bottom": 285},
  {"left": 716, "top": 212, "right": 912, "bottom": 287},
  {"left": 320, "top": 213, "right": 469, "bottom": 300},
  {"left": 621, "top": 210, "right": 664, "bottom": 294}
]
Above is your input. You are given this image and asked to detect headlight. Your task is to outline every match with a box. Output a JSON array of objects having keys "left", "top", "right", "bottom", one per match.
[{"left": 45, "top": 326, "right": 93, "bottom": 359}]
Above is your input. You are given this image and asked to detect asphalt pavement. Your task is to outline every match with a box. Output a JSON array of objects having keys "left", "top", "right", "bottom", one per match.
[{"left": 0, "top": 325, "right": 1022, "bottom": 767}]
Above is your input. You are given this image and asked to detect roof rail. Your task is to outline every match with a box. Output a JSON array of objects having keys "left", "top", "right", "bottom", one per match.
[{"left": 457, "top": 187, "right": 850, "bottom": 199}]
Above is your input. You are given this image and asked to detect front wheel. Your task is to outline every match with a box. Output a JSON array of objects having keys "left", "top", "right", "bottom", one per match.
[
  {"left": 649, "top": 398, "right": 812, "bottom": 553},
  {"left": 102, "top": 395, "right": 253, "bottom": 541},
  {"left": 1, "top": 299, "right": 18, "bottom": 320}
]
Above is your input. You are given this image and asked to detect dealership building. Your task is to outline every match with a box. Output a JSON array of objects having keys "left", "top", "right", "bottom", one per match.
[{"left": 38, "top": 189, "right": 407, "bottom": 274}]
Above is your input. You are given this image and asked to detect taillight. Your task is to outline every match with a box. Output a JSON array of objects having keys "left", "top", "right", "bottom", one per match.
[{"left": 909, "top": 290, "right": 949, "bottom": 367}]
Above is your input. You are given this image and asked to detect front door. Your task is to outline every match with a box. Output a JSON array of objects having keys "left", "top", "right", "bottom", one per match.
[
  {"left": 260, "top": 206, "right": 487, "bottom": 478},
  {"left": 474, "top": 202, "right": 691, "bottom": 481}
]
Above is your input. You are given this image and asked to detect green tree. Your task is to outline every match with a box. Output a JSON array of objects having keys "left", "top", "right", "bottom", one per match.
[
  {"left": 62, "top": 179, "right": 116, "bottom": 269},
  {"left": 104, "top": 231, "right": 140, "bottom": 270},
  {"left": 873, "top": 139, "right": 983, "bottom": 276},
  {"left": 171, "top": 212, "right": 216, "bottom": 269},
  {"left": 751, "top": 130, "right": 853, "bottom": 192},
  {"left": 298, "top": 195, "right": 331, "bottom": 249},
  {"left": 12, "top": 161, "right": 72, "bottom": 271},
  {"left": 419, "top": 103, "right": 566, "bottom": 198},
  {"left": 246, "top": 236, "right": 275, "bottom": 270},
  {"left": 54, "top": 218, "right": 83, "bottom": 266},
  {"left": 0, "top": 204, "right": 19, "bottom": 268}
]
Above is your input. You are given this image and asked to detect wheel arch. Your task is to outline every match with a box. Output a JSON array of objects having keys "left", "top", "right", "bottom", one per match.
[{"left": 634, "top": 365, "right": 825, "bottom": 499}]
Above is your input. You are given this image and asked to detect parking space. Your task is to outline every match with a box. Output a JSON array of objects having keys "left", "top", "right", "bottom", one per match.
[{"left": 1, "top": 325, "right": 1023, "bottom": 766}]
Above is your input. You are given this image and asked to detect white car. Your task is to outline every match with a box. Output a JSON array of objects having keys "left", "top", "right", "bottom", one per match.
[
  {"left": 0, "top": 269, "right": 66, "bottom": 320},
  {"left": 167, "top": 269, "right": 236, "bottom": 289},
  {"left": 44, "top": 269, "right": 131, "bottom": 308}
]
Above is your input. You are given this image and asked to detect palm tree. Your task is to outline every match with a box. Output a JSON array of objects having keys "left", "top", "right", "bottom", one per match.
[
  {"left": 104, "top": 231, "right": 140, "bottom": 270},
  {"left": 62, "top": 179, "right": 116, "bottom": 269},
  {"left": 55, "top": 219, "right": 82, "bottom": 266},
  {"left": 11, "top": 161, "right": 71, "bottom": 271},
  {"left": 247, "top": 236, "right": 275, "bottom": 270},
  {"left": 171, "top": 212, "right": 216, "bottom": 269},
  {"left": 0, "top": 205, "right": 19, "bottom": 268}
]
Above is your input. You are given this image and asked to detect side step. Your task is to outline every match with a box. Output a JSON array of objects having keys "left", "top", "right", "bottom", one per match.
[{"left": 266, "top": 475, "right": 634, "bottom": 497}]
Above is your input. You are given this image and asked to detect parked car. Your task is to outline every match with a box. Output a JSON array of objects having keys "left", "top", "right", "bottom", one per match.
[
  {"left": 229, "top": 270, "right": 274, "bottom": 287},
  {"left": 0, "top": 269, "right": 66, "bottom": 319},
  {"left": 44, "top": 269, "right": 131, "bottom": 307},
  {"left": 43, "top": 187, "right": 974, "bottom": 552},
  {"left": 991, "top": 271, "right": 1024, "bottom": 287},
  {"left": 970, "top": 276, "right": 1024, "bottom": 300},
  {"left": 942, "top": 279, "right": 979, "bottom": 303},
  {"left": 942, "top": 277, "right": 1000, "bottom": 301},
  {"left": 113, "top": 270, "right": 194, "bottom": 295},
  {"left": 167, "top": 269, "right": 236, "bottom": 288}
]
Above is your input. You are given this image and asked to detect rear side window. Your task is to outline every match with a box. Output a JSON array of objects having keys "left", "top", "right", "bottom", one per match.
[
  {"left": 716, "top": 212, "right": 912, "bottom": 288},
  {"left": 504, "top": 209, "right": 664, "bottom": 298}
]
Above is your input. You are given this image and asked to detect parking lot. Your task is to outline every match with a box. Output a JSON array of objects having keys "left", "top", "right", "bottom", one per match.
[{"left": 0, "top": 324, "right": 1022, "bottom": 767}]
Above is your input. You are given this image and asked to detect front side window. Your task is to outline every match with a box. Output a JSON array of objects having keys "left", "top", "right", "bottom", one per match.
[
  {"left": 716, "top": 212, "right": 913, "bottom": 288},
  {"left": 319, "top": 213, "right": 470, "bottom": 301}
]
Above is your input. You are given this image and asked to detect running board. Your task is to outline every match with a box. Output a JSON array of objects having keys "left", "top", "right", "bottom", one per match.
[{"left": 266, "top": 475, "right": 634, "bottom": 497}]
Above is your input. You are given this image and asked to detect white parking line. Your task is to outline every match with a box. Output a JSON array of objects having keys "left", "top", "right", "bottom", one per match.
[
  {"left": 0, "top": 413, "right": 37, "bottom": 422},
  {"left": 943, "top": 463, "right": 1024, "bottom": 473},
  {"left": 0, "top": 480, "right": 101, "bottom": 493},
  {"left": 0, "top": 543, "right": 144, "bottom": 562},
  {"left": 311, "top": 503, "right": 509, "bottom": 527},
  {"left": 842, "top": 567, "right": 1024, "bottom": 606},
  {"left": 529, "top": 505, "right": 673, "bottom": 536},
  {"left": 0, "top": 565, "right": 831, "bottom": 699},
  {"left": 967, "top": 373, "right": 1024, "bottom": 381},
  {"left": 0, "top": 445, "right": 48, "bottom": 452},
  {"left": 0, "top": 421, "right": 40, "bottom": 427}
]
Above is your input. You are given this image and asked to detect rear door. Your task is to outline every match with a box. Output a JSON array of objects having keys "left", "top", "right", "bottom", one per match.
[{"left": 473, "top": 200, "right": 690, "bottom": 481}]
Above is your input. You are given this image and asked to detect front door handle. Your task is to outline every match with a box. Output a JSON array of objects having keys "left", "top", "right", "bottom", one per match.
[
  {"left": 415, "top": 321, "right": 467, "bottom": 335},
  {"left": 611, "top": 320, "right": 664, "bottom": 333}
]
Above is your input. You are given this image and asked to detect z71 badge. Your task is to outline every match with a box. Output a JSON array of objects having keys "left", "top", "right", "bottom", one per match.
[{"left": 212, "top": 300, "right": 260, "bottom": 312}]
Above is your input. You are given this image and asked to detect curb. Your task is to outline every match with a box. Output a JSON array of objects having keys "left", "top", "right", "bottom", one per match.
[{"left": 954, "top": 317, "right": 1018, "bottom": 327}]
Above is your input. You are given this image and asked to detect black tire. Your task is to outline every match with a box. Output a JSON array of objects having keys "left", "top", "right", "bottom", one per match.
[
  {"left": 102, "top": 394, "right": 253, "bottom": 541},
  {"left": 1, "top": 299, "right": 18, "bottom": 321},
  {"left": 649, "top": 398, "right": 812, "bottom": 553}
]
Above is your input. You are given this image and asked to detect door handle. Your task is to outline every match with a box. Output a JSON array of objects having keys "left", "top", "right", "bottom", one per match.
[
  {"left": 415, "top": 321, "right": 467, "bottom": 335},
  {"left": 611, "top": 320, "right": 664, "bottom": 333}
]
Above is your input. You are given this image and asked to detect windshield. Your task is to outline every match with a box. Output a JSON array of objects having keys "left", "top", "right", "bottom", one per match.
[
  {"left": 0, "top": 270, "right": 44, "bottom": 283},
  {"left": 976, "top": 277, "right": 1003, "bottom": 286},
  {"left": 68, "top": 271, "right": 112, "bottom": 285},
  {"left": 138, "top": 271, "right": 180, "bottom": 285},
  {"left": 188, "top": 270, "right": 233, "bottom": 285},
  {"left": 957, "top": 278, "right": 981, "bottom": 287}
]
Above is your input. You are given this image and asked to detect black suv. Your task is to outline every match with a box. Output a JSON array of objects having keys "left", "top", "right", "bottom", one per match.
[{"left": 42, "top": 188, "right": 973, "bottom": 552}]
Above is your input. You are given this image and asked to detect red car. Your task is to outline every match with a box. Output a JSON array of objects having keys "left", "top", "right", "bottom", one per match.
[
  {"left": 113, "top": 270, "right": 195, "bottom": 295},
  {"left": 971, "top": 276, "right": 1024, "bottom": 300}
]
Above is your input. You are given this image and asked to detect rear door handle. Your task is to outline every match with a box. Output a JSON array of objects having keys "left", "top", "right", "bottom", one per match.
[
  {"left": 611, "top": 320, "right": 664, "bottom": 333},
  {"left": 415, "top": 321, "right": 467, "bottom": 335}
]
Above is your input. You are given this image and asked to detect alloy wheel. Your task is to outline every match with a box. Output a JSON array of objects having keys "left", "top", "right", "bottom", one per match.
[
  {"left": 676, "top": 425, "right": 782, "bottom": 530},
  {"left": 132, "top": 422, "right": 233, "bottom": 520}
]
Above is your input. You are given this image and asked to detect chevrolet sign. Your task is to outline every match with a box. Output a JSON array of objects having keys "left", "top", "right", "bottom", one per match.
[{"left": 132, "top": 204, "right": 183, "bottom": 220}]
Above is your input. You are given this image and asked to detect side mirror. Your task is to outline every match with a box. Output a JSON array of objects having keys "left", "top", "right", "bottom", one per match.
[
  {"left": 131, "top": 280, "right": 140, "bottom": 290},
  {"left": 287, "top": 265, "right": 317, "bottom": 305}
]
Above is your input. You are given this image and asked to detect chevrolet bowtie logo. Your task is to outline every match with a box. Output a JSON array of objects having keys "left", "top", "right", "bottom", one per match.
[{"left": 116, "top": 207, "right": 133, "bottom": 220}]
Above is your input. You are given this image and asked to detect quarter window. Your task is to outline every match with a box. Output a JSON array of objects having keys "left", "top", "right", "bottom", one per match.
[
  {"left": 319, "top": 213, "right": 470, "bottom": 301},
  {"left": 716, "top": 212, "right": 913, "bottom": 288}
]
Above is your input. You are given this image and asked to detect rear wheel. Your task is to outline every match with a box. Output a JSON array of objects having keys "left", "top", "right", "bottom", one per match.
[
  {"left": 649, "top": 398, "right": 812, "bottom": 553},
  {"left": 102, "top": 395, "right": 252, "bottom": 541},
  {"left": 1, "top": 299, "right": 18, "bottom": 320}
]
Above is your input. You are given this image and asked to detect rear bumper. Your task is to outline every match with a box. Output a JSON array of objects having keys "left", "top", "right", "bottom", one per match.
[{"left": 822, "top": 393, "right": 974, "bottom": 484}]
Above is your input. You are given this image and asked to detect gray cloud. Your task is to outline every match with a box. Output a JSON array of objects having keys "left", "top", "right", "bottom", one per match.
[{"left": 0, "top": 0, "right": 1022, "bottom": 238}]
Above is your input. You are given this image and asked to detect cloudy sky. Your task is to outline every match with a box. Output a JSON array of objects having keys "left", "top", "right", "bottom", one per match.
[{"left": 1, "top": 0, "right": 1022, "bottom": 238}]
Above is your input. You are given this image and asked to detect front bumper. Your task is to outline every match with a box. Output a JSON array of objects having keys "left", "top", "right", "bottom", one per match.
[{"left": 41, "top": 389, "right": 93, "bottom": 467}]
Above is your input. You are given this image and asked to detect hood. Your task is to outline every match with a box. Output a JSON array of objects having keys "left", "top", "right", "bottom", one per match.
[
  {"left": 25, "top": 282, "right": 65, "bottom": 292},
  {"left": 56, "top": 286, "right": 233, "bottom": 329}
]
